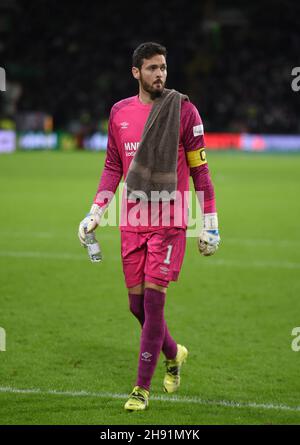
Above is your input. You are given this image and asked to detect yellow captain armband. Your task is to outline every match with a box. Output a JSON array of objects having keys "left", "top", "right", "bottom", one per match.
[{"left": 187, "top": 147, "right": 207, "bottom": 168}]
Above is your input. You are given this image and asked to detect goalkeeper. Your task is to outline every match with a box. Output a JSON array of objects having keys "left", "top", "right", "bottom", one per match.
[{"left": 79, "top": 42, "right": 220, "bottom": 411}]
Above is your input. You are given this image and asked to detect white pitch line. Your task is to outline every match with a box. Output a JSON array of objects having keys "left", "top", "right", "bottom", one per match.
[
  {"left": 1, "top": 250, "right": 300, "bottom": 270},
  {"left": 0, "top": 251, "right": 87, "bottom": 261},
  {"left": 0, "top": 386, "right": 299, "bottom": 414},
  {"left": 226, "top": 238, "right": 300, "bottom": 247},
  {"left": 0, "top": 231, "right": 116, "bottom": 240},
  {"left": 208, "top": 258, "right": 300, "bottom": 270},
  {"left": 0, "top": 231, "right": 300, "bottom": 247}
]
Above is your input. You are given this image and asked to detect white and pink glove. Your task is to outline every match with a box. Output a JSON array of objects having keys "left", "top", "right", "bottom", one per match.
[
  {"left": 78, "top": 204, "right": 104, "bottom": 247},
  {"left": 198, "top": 213, "right": 220, "bottom": 256}
]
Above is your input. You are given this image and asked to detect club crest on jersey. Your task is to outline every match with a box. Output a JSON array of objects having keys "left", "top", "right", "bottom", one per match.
[
  {"left": 120, "top": 121, "right": 129, "bottom": 129},
  {"left": 193, "top": 124, "right": 204, "bottom": 136}
]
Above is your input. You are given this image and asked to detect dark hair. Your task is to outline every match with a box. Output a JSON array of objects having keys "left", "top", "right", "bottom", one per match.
[{"left": 132, "top": 42, "right": 167, "bottom": 69}]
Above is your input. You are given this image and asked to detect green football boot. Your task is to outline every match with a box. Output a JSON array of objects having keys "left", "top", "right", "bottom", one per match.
[
  {"left": 163, "top": 344, "right": 188, "bottom": 393},
  {"left": 124, "top": 386, "right": 149, "bottom": 411}
]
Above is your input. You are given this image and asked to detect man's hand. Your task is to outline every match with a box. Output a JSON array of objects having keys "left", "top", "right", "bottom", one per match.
[
  {"left": 78, "top": 204, "right": 103, "bottom": 247},
  {"left": 198, "top": 213, "right": 220, "bottom": 256}
]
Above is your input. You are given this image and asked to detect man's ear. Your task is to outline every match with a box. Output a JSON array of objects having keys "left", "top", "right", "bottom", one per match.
[{"left": 132, "top": 67, "right": 140, "bottom": 80}]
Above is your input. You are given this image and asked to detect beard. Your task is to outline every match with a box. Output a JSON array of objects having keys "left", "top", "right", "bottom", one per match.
[{"left": 140, "top": 74, "right": 166, "bottom": 100}]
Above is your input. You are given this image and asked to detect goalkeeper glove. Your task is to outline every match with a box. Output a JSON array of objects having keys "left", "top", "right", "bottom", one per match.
[
  {"left": 198, "top": 213, "right": 220, "bottom": 256},
  {"left": 78, "top": 204, "right": 104, "bottom": 247}
]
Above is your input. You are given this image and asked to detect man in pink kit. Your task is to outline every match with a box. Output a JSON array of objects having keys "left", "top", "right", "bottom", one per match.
[{"left": 79, "top": 42, "right": 220, "bottom": 411}]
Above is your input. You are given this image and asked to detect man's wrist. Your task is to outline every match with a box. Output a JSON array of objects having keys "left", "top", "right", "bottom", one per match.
[
  {"left": 89, "top": 204, "right": 105, "bottom": 222},
  {"left": 203, "top": 212, "right": 218, "bottom": 230}
]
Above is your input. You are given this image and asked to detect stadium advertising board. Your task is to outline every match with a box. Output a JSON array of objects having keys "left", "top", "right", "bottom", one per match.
[
  {"left": 2, "top": 131, "right": 300, "bottom": 152},
  {"left": 18, "top": 132, "right": 58, "bottom": 150},
  {"left": 241, "top": 134, "right": 300, "bottom": 152},
  {"left": 0, "top": 130, "right": 16, "bottom": 153}
]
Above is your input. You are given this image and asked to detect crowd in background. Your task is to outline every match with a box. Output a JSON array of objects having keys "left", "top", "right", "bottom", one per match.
[{"left": 0, "top": 0, "right": 299, "bottom": 133}]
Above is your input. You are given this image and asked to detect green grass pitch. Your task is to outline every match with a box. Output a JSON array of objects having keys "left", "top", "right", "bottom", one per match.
[{"left": 0, "top": 150, "right": 300, "bottom": 425}]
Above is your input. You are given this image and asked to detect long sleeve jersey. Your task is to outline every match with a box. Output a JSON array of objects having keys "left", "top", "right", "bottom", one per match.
[{"left": 94, "top": 94, "right": 216, "bottom": 231}]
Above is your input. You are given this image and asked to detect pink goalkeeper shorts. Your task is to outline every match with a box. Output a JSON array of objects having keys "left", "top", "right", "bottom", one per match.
[{"left": 120, "top": 227, "right": 187, "bottom": 288}]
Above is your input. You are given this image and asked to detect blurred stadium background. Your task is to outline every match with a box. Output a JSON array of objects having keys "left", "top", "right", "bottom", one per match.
[
  {"left": 0, "top": 0, "right": 300, "bottom": 425},
  {"left": 0, "top": 0, "right": 300, "bottom": 150}
]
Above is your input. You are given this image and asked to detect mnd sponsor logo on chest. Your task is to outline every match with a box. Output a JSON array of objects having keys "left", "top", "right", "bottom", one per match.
[{"left": 124, "top": 142, "right": 139, "bottom": 156}]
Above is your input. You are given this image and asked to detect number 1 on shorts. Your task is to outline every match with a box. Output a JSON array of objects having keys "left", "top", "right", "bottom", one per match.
[{"left": 163, "top": 244, "right": 173, "bottom": 265}]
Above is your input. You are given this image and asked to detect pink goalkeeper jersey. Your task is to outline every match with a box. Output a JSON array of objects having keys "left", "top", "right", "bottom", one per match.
[{"left": 94, "top": 94, "right": 213, "bottom": 232}]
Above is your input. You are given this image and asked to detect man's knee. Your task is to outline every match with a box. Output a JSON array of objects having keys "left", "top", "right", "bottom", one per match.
[
  {"left": 128, "top": 281, "right": 168, "bottom": 294},
  {"left": 128, "top": 283, "right": 144, "bottom": 295},
  {"left": 144, "top": 281, "right": 167, "bottom": 294}
]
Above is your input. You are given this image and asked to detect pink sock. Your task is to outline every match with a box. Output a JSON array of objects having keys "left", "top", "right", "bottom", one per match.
[
  {"left": 136, "top": 288, "right": 166, "bottom": 391},
  {"left": 129, "top": 292, "right": 177, "bottom": 360},
  {"left": 128, "top": 293, "right": 145, "bottom": 327}
]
